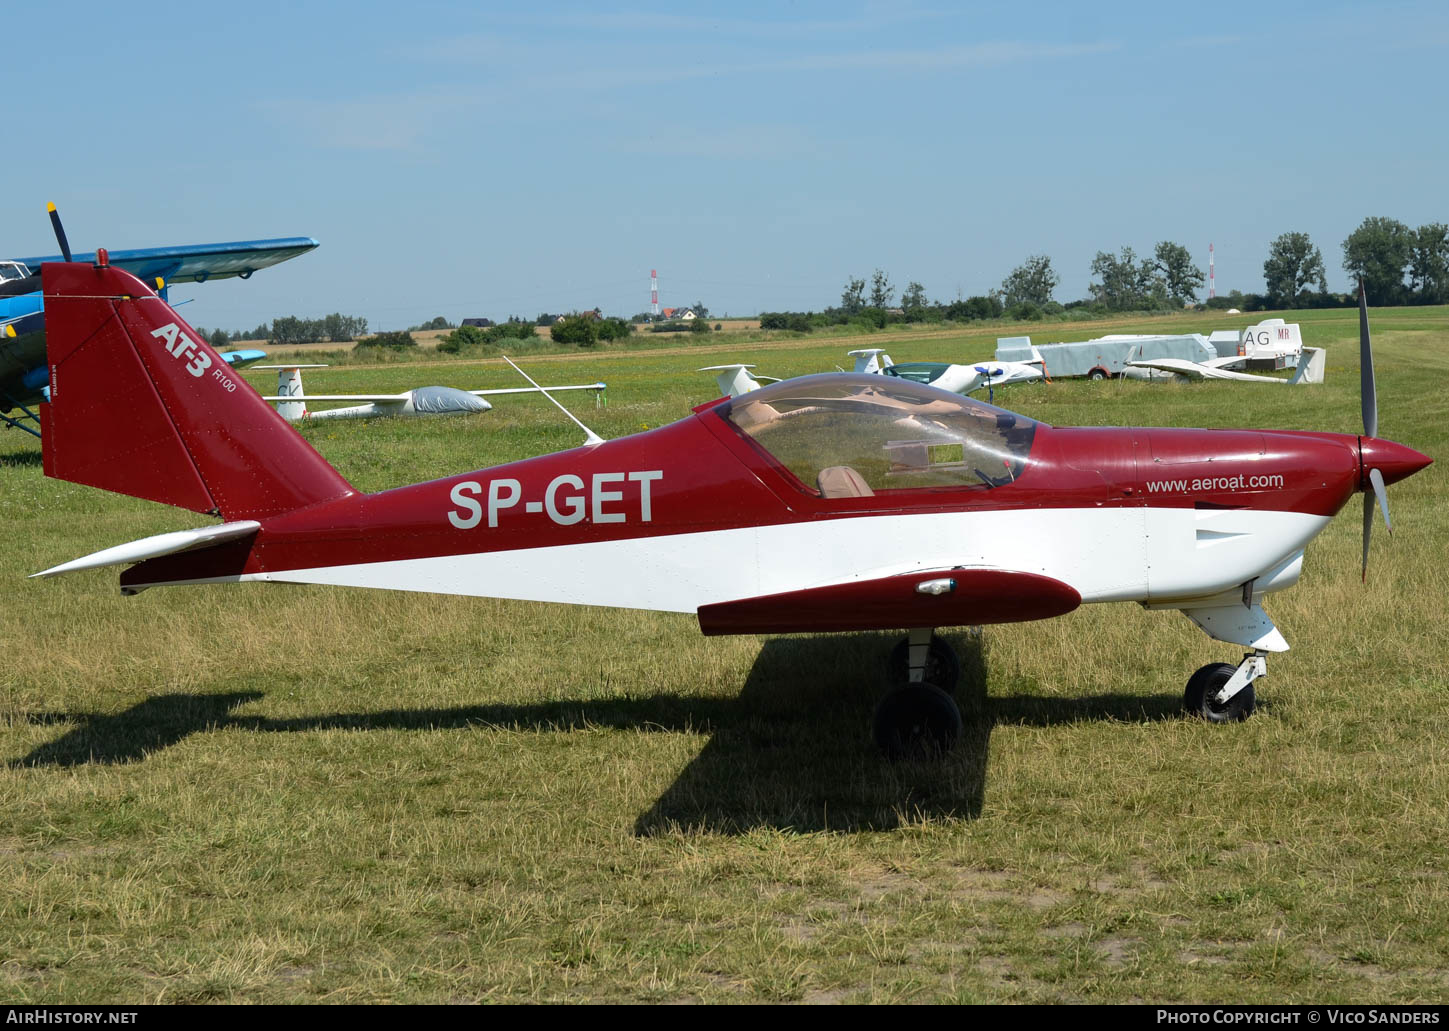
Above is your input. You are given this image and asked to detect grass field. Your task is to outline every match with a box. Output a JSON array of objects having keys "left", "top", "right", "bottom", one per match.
[{"left": 2, "top": 307, "right": 1446, "bottom": 1003}]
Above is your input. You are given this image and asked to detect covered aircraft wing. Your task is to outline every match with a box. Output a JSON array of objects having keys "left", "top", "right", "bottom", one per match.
[{"left": 16, "top": 237, "right": 319, "bottom": 285}]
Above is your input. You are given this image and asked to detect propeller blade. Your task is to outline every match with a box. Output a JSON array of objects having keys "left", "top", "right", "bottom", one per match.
[
  {"left": 1362, "top": 490, "right": 1373, "bottom": 583},
  {"left": 1359, "top": 278, "right": 1377, "bottom": 438},
  {"left": 47, "top": 202, "right": 72, "bottom": 263},
  {"left": 1361, "top": 468, "right": 1391, "bottom": 583},
  {"left": 1369, "top": 467, "right": 1391, "bottom": 534}
]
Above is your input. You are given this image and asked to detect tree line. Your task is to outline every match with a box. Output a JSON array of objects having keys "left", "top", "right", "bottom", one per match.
[
  {"left": 758, "top": 245, "right": 1207, "bottom": 333},
  {"left": 1267, "top": 218, "right": 1448, "bottom": 308},
  {"left": 194, "top": 313, "right": 369, "bottom": 349},
  {"left": 757, "top": 215, "right": 1446, "bottom": 333}
]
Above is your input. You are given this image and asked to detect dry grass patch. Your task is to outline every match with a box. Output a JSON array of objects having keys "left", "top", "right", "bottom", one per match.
[{"left": 2, "top": 305, "right": 1447, "bottom": 1002}]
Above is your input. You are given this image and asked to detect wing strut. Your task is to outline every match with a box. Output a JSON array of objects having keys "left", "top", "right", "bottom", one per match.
[{"left": 501, "top": 356, "right": 605, "bottom": 446}]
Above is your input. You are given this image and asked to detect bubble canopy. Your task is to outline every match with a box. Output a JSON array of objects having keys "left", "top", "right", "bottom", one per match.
[{"left": 718, "top": 373, "right": 1039, "bottom": 495}]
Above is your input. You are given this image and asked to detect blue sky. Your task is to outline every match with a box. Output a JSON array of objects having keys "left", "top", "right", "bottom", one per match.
[{"left": 6, "top": 1, "right": 1447, "bottom": 329}]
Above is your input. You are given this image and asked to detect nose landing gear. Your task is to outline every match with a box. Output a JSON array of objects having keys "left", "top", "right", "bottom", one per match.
[{"left": 1184, "top": 651, "right": 1266, "bottom": 722}]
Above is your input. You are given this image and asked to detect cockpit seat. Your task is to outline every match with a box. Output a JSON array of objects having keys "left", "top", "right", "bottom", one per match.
[{"left": 817, "top": 465, "right": 875, "bottom": 498}]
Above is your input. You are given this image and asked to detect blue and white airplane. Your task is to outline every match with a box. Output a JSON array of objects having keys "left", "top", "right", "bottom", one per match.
[{"left": 1, "top": 205, "right": 316, "bottom": 436}]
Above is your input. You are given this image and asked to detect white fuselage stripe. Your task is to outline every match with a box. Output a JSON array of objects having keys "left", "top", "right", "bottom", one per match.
[{"left": 154, "top": 506, "right": 1337, "bottom": 615}]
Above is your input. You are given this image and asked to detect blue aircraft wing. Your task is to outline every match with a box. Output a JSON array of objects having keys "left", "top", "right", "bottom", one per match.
[{"left": 15, "top": 237, "right": 319, "bottom": 285}]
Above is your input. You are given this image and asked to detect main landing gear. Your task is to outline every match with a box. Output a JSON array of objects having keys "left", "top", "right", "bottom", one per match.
[
  {"left": 874, "top": 628, "right": 963, "bottom": 760},
  {"left": 1184, "top": 651, "right": 1267, "bottom": 722},
  {"left": 870, "top": 632, "right": 1271, "bottom": 757}
]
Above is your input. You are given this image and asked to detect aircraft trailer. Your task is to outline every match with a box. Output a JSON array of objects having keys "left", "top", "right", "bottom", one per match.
[{"left": 996, "top": 319, "right": 1305, "bottom": 381}]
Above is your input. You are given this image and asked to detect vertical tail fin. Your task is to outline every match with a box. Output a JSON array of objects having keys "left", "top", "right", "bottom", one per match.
[
  {"left": 275, "top": 365, "right": 308, "bottom": 421},
  {"left": 848, "top": 348, "right": 894, "bottom": 374},
  {"left": 253, "top": 364, "right": 330, "bottom": 421},
  {"left": 1290, "top": 347, "right": 1326, "bottom": 385},
  {"left": 40, "top": 260, "right": 354, "bottom": 520}
]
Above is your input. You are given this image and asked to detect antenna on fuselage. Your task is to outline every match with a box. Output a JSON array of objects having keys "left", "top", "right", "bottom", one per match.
[{"left": 501, "top": 356, "right": 605, "bottom": 446}]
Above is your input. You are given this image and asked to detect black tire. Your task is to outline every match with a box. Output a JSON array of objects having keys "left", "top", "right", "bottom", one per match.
[
  {"left": 874, "top": 684, "right": 962, "bottom": 760},
  {"left": 887, "top": 635, "right": 961, "bottom": 693},
  {"left": 1087, "top": 368, "right": 1108, "bottom": 381},
  {"left": 1184, "top": 662, "right": 1255, "bottom": 722}
]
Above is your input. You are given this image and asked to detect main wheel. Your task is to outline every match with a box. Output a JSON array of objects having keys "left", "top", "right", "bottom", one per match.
[
  {"left": 874, "top": 684, "right": 962, "bottom": 760},
  {"left": 887, "top": 635, "right": 961, "bottom": 693},
  {"left": 1087, "top": 368, "right": 1108, "bottom": 381},
  {"left": 1184, "top": 662, "right": 1255, "bottom": 722}
]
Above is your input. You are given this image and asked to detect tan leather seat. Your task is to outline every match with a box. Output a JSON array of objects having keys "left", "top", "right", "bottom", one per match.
[
  {"left": 817, "top": 465, "right": 874, "bottom": 498},
  {"left": 731, "top": 401, "right": 780, "bottom": 431}
]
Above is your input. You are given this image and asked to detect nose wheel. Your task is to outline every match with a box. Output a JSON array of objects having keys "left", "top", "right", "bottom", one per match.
[
  {"left": 1184, "top": 653, "right": 1264, "bottom": 722},
  {"left": 875, "top": 628, "right": 963, "bottom": 759}
]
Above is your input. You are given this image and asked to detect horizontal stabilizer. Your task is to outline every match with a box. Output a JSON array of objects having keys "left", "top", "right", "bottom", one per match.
[
  {"left": 31, "top": 520, "right": 260, "bottom": 579},
  {"left": 698, "top": 568, "right": 1081, "bottom": 636}
]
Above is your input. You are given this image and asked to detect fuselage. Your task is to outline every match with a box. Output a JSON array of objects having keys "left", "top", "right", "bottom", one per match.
[
  {"left": 885, "top": 360, "right": 1042, "bottom": 395},
  {"left": 120, "top": 374, "right": 1429, "bottom": 633},
  {"left": 0, "top": 292, "right": 48, "bottom": 409}
]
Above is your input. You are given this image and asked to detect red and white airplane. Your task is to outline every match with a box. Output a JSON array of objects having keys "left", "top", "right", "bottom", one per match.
[{"left": 31, "top": 255, "right": 1431, "bottom": 758}]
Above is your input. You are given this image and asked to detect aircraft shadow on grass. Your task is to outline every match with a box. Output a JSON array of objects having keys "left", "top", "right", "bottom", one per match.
[
  {"left": 0, "top": 447, "right": 43, "bottom": 468},
  {"left": 10, "top": 634, "right": 1181, "bottom": 834}
]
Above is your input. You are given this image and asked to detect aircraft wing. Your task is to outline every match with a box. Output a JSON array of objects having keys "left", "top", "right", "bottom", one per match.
[
  {"left": 1127, "top": 359, "right": 1294, "bottom": 384},
  {"left": 1127, "top": 358, "right": 1212, "bottom": 380},
  {"left": 468, "top": 383, "right": 606, "bottom": 396},
  {"left": 218, "top": 349, "right": 268, "bottom": 370},
  {"left": 698, "top": 568, "right": 1081, "bottom": 635},
  {"left": 261, "top": 393, "right": 411, "bottom": 403},
  {"left": 16, "top": 238, "right": 319, "bottom": 285}
]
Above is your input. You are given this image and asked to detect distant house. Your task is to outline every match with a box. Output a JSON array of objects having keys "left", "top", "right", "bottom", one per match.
[
  {"left": 679, "top": 309, "right": 697, "bottom": 320},
  {"left": 661, "top": 307, "right": 677, "bottom": 318},
  {"left": 461, "top": 317, "right": 494, "bottom": 328}
]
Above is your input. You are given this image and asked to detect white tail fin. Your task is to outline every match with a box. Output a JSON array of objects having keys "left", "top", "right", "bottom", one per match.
[
  {"left": 254, "top": 364, "right": 329, "bottom": 421},
  {"left": 848, "top": 348, "right": 894, "bottom": 374},
  {"left": 699, "top": 364, "right": 764, "bottom": 397},
  {"left": 1290, "top": 347, "right": 1326, "bottom": 385}
]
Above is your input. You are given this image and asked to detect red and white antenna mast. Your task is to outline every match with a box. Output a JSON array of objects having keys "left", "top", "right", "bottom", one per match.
[
  {"left": 1209, "top": 243, "right": 1215, "bottom": 300},
  {"left": 650, "top": 269, "right": 659, "bottom": 316}
]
